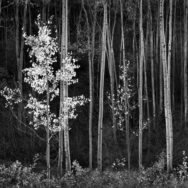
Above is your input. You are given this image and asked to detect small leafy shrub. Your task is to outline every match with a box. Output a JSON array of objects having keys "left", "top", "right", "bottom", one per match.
[
  {"left": 111, "top": 157, "right": 126, "bottom": 171},
  {"left": 177, "top": 151, "right": 188, "bottom": 184},
  {"left": 0, "top": 160, "right": 43, "bottom": 187},
  {"left": 0, "top": 159, "right": 60, "bottom": 188},
  {"left": 136, "top": 151, "right": 171, "bottom": 187}
]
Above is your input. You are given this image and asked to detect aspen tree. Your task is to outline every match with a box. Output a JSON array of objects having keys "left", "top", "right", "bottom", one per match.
[
  {"left": 15, "top": 0, "right": 28, "bottom": 128},
  {"left": 120, "top": 0, "right": 130, "bottom": 171},
  {"left": 82, "top": 0, "right": 95, "bottom": 169},
  {"left": 138, "top": 0, "right": 144, "bottom": 170},
  {"left": 184, "top": 0, "right": 188, "bottom": 128},
  {"left": 159, "top": 0, "right": 173, "bottom": 172},
  {"left": 62, "top": 0, "right": 71, "bottom": 172},
  {"left": 97, "top": 0, "right": 107, "bottom": 171}
]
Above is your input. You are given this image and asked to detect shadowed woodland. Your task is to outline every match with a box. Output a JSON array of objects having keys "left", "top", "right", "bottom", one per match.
[{"left": 0, "top": 0, "right": 188, "bottom": 187}]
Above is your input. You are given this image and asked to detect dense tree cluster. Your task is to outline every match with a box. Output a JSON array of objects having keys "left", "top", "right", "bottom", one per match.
[{"left": 0, "top": 0, "right": 187, "bottom": 178}]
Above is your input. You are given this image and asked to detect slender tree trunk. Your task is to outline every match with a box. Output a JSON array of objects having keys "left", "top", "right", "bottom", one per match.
[
  {"left": 15, "top": 0, "right": 28, "bottom": 128},
  {"left": 120, "top": 0, "right": 130, "bottom": 171},
  {"left": 160, "top": 0, "right": 173, "bottom": 172},
  {"left": 97, "top": 0, "right": 107, "bottom": 171},
  {"left": 46, "top": 74, "right": 50, "bottom": 179},
  {"left": 150, "top": 30, "right": 156, "bottom": 124},
  {"left": 172, "top": 0, "right": 176, "bottom": 109},
  {"left": 58, "top": 0, "right": 71, "bottom": 174},
  {"left": 184, "top": 0, "right": 188, "bottom": 128},
  {"left": 15, "top": 0, "right": 21, "bottom": 128},
  {"left": 82, "top": 0, "right": 95, "bottom": 169},
  {"left": 138, "top": 0, "right": 144, "bottom": 170},
  {"left": 107, "top": 24, "right": 117, "bottom": 145}
]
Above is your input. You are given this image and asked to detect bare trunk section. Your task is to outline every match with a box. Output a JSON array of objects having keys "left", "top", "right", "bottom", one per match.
[
  {"left": 82, "top": 0, "right": 95, "bottom": 170},
  {"left": 97, "top": 0, "right": 107, "bottom": 171},
  {"left": 160, "top": 0, "right": 173, "bottom": 173},
  {"left": 184, "top": 0, "right": 188, "bottom": 128},
  {"left": 15, "top": 0, "right": 28, "bottom": 129},
  {"left": 107, "top": 22, "right": 117, "bottom": 146},
  {"left": 120, "top": 0, "right": 130, "bottom": 171},
  {"left": 46, "top": 74, "right": 50, "bottom": 179},
  {"left": 138, "top": 0, "right": 144, "bottom": 170}
]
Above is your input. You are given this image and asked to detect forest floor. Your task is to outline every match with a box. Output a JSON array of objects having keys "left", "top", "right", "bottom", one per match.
[{"left": 1, "top": 159, "right": 188, "bottom": 188}]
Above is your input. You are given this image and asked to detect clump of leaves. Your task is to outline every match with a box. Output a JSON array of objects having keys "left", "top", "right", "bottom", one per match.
[
  {"left": 111, "top": 157, "right": 126, "bottom": 171},
  {"left": 176, "top": 150, "right": 188, "bottom": 184}
]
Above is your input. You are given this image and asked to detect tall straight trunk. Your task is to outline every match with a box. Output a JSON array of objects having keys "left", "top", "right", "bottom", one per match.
[
  {"left": 146, "top": 0, "right": 153, "bottom": 159},
  {"left": 15, "top": 0, "right": 21, "bottom": 127},
  {"left": 58, "top": 0, "right": 71, "bottom": 173},
  {"left": 184, "top": 0, "right": 188, "bottom": 127},
  {"left": 150, "top": 30, "right": 156, "bottom": 123},
  {"left": 180, "top": 16, "right": 184, "bottom": 128},
  {"left": 97, "top": 0, "right": 107, "bottom": 171},
  {"left": 46, "top": 74, "right": 50, "bottom": 179},
  {"left": 120, "top": 0, "right": 130, "bottom": 171},
  {"left": 15, "top": 0, "right": 28, "bottom": 128},
  {"left": 138, "top": 0, "right": 144, "bottom": 170},
  {"left": 82, "top": 0, "right": 95, "bottom": 169},
  {"left": 158, "top": 0, "right": 163, "bottom": 114},
  {"left": 160, "top": 0, "right": 173, "bottom": 172},
  {"left": 172, "top": 0, "right": 176, "bottom": 109}
]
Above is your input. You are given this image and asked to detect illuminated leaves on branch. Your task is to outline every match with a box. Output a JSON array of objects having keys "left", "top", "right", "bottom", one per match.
[{"left": 0, "top": 15, "right": 87, "bottom": 132}]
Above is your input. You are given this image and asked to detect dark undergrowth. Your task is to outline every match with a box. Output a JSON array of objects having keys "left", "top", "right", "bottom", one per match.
[{"left": 1, "top": 152, "right": 188, "bottom": 188}]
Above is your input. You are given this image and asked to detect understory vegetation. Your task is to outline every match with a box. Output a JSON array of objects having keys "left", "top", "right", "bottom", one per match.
[{"left": 1, "top": 152, "right": 188, "bottom": 188}]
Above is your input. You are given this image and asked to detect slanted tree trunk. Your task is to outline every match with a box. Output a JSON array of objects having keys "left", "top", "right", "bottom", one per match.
[
  {"left": 97, "top": 0, "right": 107, "bottom": 171},
  {"left": 159, "top": 0, "right": 173, "bottom": 173},
  {"left": 106, "top": 2, "right": 118, "bottom": 145},
  {"left": 138, "top": 0, "right": 144, "bottom": 170}
]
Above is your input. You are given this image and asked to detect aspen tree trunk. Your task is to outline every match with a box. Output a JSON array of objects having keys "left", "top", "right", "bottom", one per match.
[
  {"left": 89, "top": 2, "right": 96, "bottom": 169},
  {"left": 146, "top": 0, "right": 153, "bottom": 159},
  {"left": 180, "top": 18, "right": 184, "bottom": 128},
  {"left": 15, "top": 0, "right": 28, "bottom": 128},
  {"left": 150, "top": 30, "right": 156, "bottom": 124},
  {"left": 15, "top": 0, "right": 21, "bottom": 128},
  {"left": 82, "top": 0, "right": 95, "bottom": 169},
  {"left": 109, "top": 4, "right": 117, "bottom": 145},
  {"left": 158, "top": 0, "right": 163, "bottom": 114},
  {"left": 58, "top": 0, "right": 63, "bottom": 175},
  {"left": 97, "top": 0, "right": 107, "bottom": 171},
  {"left": 107, "top": 24, "right": 117, "bottom": 145},
  {"left": 184, "top": 0, "right": 188, "bottom": 128},
  {"left": 46, "top": 74, "right": 50, "bottom": 179},
  {"left": 58, "top": 0, "right": 71, "bottom": 173},
  {"left": 120, "top": 0, "right": 130, "bottom": 171},
  {"left": 160, "top": 0, "right": 173, "bottom": 172},
  {"left": 172, "top": 0, "right": 176, "bottom": 109},
  {"left": 167, "top": 0, "right": 173, "bottom": 172},
  {"left": 138, "top": 0, "right": 144, "bottom": 170}
]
